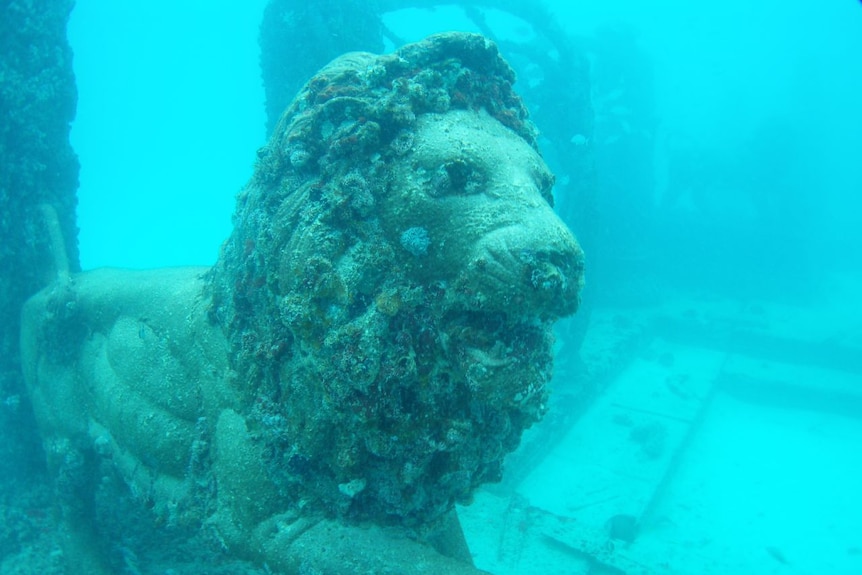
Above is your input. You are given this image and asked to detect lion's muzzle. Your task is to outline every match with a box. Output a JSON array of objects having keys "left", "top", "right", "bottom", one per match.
[{"left": 465, "top": 207, "right": 584, "bottom": 319}]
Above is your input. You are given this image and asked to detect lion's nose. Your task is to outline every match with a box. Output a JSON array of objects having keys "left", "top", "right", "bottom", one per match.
[{"left": 520, "top": 240, "right": 584, "bottom": 317}]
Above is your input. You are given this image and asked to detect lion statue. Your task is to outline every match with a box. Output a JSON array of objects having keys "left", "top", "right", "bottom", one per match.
[{"left": 21, "top": 33, "right": 584, "bottom": 574}]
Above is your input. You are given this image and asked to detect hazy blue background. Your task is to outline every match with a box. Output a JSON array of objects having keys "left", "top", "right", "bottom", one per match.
[
  {"left": 69, "top": 1, "right": 268, "bottom": 268},
  {"left": 69, "top": 1, "right": 862, "bottom": 279}
]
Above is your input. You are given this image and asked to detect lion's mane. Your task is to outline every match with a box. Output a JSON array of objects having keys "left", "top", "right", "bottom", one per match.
[{"left": 209, "top": 33, "right": 581, "bottom": 527}]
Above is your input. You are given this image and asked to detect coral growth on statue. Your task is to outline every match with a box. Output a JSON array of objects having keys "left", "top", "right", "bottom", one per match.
[{"left": 210, "top": 32, "right": 584, "bottom": 527}]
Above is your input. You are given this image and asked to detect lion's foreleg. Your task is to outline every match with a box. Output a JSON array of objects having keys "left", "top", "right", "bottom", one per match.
[{"left": 49, "top": 438, "right": 113, "bottom": 574}]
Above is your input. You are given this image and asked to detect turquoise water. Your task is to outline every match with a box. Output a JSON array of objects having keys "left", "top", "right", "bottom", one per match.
[
  {"left": 69, "top": 2, "right": 862, "bottom": 275},
  {"left": 3, "top": 1, "right": 862, "bottom": 573}
]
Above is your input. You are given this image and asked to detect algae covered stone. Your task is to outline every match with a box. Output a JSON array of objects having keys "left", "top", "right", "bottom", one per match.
[
  {"left": 21, "top": 32, "right": 585, "bottom": 574},
  {"left": 209, "top": 31, "right": 585, "bottom": 527}
]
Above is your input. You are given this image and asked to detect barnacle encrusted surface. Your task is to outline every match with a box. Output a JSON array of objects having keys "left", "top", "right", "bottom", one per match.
[{"left": 209, "top": 32, "right": 584, "bottom": 526}]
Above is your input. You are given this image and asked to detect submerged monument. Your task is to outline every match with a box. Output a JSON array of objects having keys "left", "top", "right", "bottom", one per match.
[{"left": 21, "top": 33, "right": 584, "bottom": 573}]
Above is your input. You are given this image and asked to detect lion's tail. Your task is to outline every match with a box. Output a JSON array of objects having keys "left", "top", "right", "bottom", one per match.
[{"left": 39, "top": 203, "right": 71, "bottom": 281}]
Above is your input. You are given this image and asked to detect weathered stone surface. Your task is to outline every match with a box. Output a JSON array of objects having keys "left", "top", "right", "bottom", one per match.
[
  {"left": 22, "top": 33, "right": 583, "bottom": 573},
  {"left": 0, "top": 0, "right": 79, "bottom": 479}
]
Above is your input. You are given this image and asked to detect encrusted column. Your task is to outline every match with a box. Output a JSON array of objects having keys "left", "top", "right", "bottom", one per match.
[{"left": 0, "top": 0, "right": 80, "bottom": 473}]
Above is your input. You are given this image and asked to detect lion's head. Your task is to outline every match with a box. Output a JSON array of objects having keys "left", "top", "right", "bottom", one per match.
[{"left": 209, "top": 32, "right": 584, "bottom": 527}]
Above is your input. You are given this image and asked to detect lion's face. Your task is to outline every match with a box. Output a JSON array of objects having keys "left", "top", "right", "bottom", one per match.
[{"left": 383, "top": 109, "right": 583, "bottom": 318}]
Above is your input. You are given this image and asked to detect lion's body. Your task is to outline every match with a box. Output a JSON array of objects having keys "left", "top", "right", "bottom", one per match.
[
  {"left": 21, "top": 268, "right": 484, "bottom": 573},
  {"left": 20, "top": 33, "right": 583, "bottom": 574}
]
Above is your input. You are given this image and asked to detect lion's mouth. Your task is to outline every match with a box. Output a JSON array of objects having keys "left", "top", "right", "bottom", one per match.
[{"left": 441, "top": 307, "right": 554, "bottom": 419}]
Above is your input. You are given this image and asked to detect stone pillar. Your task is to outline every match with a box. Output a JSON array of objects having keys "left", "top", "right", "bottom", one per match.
[{"left": 0, "top": 0, "right": 80, "bottom": 474}]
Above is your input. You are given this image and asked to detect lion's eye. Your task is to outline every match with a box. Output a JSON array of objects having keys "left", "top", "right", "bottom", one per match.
[{"left": 428, "top": 159, "right": 486, "bottom": 197}]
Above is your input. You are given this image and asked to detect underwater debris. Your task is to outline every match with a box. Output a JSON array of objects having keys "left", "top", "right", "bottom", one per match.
[
  {"left": 629, "top": 420, "right": 668, "bottom": 459},
  {"left": 606, "top": 513, "right": 640, "bottom": 543}
]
